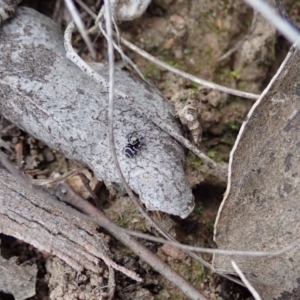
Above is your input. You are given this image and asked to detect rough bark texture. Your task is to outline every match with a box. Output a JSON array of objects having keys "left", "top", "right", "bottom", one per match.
[
  {"left": 213, "top": 45, "right": 300, "bottom": 299},
  {"left": 0, "top": 7, "right": 194, "bottom": 218},
  {"left": 0, "top": 166, "right": 110, "bottom": 273}
]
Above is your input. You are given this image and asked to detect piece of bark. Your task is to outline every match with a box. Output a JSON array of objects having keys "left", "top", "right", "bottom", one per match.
[
  {"left": 0, "top": 165, "right": 114, "bottom": 274},
  {"left": 0, "top": 7, "right": 194, "bottom": 218},
  {"left": 0, "top": 256, "right": 37, "bottom": 300},
  {"left": 213, "top": 44, "right": 300, "bottom": 299}
]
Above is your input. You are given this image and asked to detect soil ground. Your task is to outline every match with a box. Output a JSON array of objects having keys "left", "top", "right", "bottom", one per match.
[{"left": 1, "top": 0, "right": 299, "bottom": 299}]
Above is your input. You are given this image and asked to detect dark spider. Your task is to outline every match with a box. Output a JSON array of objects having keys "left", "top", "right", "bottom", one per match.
[{"left": 123, "top": 132, "right": 142, "bottom": 158}]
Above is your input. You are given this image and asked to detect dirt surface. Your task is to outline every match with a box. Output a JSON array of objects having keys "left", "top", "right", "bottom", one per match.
[{"left": 1, "top": 0, "right": 299, "bottom": 299}]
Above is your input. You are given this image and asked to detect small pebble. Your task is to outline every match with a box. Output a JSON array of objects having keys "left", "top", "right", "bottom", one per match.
[{"left": 43, "top": 148, "right": 55, "bottom": 162}]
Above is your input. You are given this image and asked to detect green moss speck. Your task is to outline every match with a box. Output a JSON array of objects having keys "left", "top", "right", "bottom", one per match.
[
  {"left": 191, "top": 262, "right": 204, "bottom": 283},
  {"left": 143, "top": 62, "right": 157, "bottom": 78},
  {"left": 194, "top": 203, "right": 203, "bottom": 216},
  {"left": 118, "top": 218, "right": 128, "bottom": 227},
  {"left": 188, "top": 151, "right": 203, "bottom": 168},
  {"left": 208, "top": 150, "right": 222, "bottom": 163},
  {"left": 230, "top": 69, "right": 240, "bottom": 79}
]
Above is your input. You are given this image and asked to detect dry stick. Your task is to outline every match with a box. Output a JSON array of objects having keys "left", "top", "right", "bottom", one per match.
[
  {"left": 0, "top": 138, "right": 12, "bottom": 154},
  {"left": 275, "top": 0, "right": 293, "bottom": 25},
  {"left": 74, "top": 0, "right": 97, "bottom": 19},
  {"left": 63, "top": 0, "right": 96, "bottom": 60},
  {"left": 151, "top": 119, "right": 227, "bottom": 181},
  {"left": 64, "top": 22, "right": 116, "bottom": 92},
  {"left": 107, "top": 266, "right": 115, "bottom": 300},
  {"left": 52, "top": 0, "right": 63, "bottom": 24},
  {"left": 120, "top": 37, "right": 259, "bottom": 101},
  {"left": 231, "top": 260, "right": 262, "bottom": 300},
  {"left": 98, "top": 20, "right": 146, "bottom": 82},
  {"left": 103, "top": 1, "right": 208, "bottom": 299},
  {"left": 30, "top": 170, "right": 79, "bottom": 187}
]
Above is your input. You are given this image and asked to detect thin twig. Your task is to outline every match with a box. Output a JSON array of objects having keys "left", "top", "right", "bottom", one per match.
[
  {"left": 151, "top": 120, "right": 227, "bottom": 181},
  {"left": 30, "top": 170, "right": 78, "bottom": 186},
  {"left": 0, "top": 138, "right": 12, "bottom": 153},
  {"left": 64, "top": 0, "right": 96, "bottom": 60},
  {"left": 98, "top": 20, "right": 146, "bottom": 82},
  {"left": 52, "top": 0, "right": 63, "bottom": 24},
  {"left": 75, "top": 0, "right": 97, "bottom": 19},
  {"left": 275, "top": 0, "right": 296, "bottom": 27},
  {"left": 231, "top": 260, "right": 262, "bottom": 300},
  {"left": 244, "top": 0, "right": 300, "bottom": 46},
  {"left": 64, "top": 22, "right": 110, "bottom": 90},
  {"left": 120, "top": 37, "right": 259, "bottom": 100}
]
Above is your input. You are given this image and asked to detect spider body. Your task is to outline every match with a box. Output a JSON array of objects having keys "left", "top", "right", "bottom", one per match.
[{"left": 123, "top": 132, "right": 142, "bottom": 158}]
